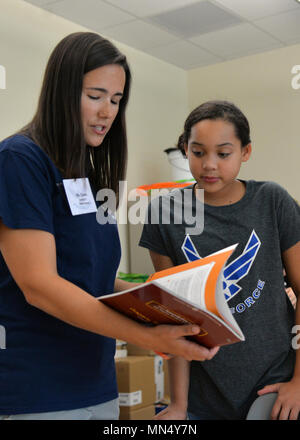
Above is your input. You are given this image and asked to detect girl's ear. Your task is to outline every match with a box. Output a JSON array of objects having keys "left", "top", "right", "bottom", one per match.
[{"left": 242, "top": 143, "right": 252, "bottom": 162}]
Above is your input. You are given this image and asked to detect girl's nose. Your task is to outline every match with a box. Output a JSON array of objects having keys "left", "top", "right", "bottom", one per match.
[{"left": 203, "top": 155, "right": 217, "bottom": 170}]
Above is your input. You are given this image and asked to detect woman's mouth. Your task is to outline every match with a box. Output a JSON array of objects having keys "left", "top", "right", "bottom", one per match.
[{"left": 92, "top": 125, "right": 106, "bottom": 135}]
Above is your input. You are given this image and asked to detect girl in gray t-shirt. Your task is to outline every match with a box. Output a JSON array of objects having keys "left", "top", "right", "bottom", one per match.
[{"left": 140, "top": 100, "right": 300, "bottom": 420}]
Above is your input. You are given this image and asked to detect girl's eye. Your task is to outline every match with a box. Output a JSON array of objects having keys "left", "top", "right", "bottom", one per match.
[
  {"left": 219, "top": 153, "right": 231, "bottom": 158},
  {"left": 192, "top": 151, "right": 204, "bottom": 157},
  {"left": 88, "top": 95, "right": 99, "bottom": 100}
]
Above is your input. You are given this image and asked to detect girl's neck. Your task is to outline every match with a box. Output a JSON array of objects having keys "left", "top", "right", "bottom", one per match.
[{"left": 196, "top": 179, "right": 246, "bottom": 207}]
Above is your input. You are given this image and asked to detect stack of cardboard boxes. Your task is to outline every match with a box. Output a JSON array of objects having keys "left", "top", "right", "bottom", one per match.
[{"left": 115, "top": 342, "right": 170, "bottom": 420}]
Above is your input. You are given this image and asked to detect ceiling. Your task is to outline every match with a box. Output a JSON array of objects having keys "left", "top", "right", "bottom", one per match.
[{"left": 23, "top": 0, "right": 300, "bottom": 70}]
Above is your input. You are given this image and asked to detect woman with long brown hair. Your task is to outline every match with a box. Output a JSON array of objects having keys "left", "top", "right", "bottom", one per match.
[{"left": 0, "top": 32, "right": 215, "bottom": 420}]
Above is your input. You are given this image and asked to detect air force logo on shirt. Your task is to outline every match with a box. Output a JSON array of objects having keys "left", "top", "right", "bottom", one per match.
[{"left": 181, "top": 230, "right": 261, "bottom": 301}]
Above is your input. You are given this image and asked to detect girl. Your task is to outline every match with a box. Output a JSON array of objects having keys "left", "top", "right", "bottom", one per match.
[
  {"left": 140, "top": 100, "right": 300, "bottom": 420},
  {"left": 0, "top": 32, "right": 215, "bottom": 420}
]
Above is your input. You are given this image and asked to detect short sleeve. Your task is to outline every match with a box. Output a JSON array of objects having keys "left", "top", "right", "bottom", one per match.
[
  {"left": 0, "top": 149, "right": 55, "bottom": 234},
  {"left": 139, "top": 197, "right": 170, "bottom": 257},
  {"left": 276, "top": 184, "right": 300, "bottom": 252}
]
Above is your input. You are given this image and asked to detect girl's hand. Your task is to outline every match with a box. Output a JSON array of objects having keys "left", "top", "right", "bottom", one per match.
[
  {"left": 258, "top": 377, "right": 300, "bottom": 420},
  {"left": 153, "top": 403, "right": 187, "bottom": 420}
]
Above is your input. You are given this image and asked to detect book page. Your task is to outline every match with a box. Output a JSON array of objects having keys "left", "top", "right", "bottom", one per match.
[{"left": 154, "top": 263, "right": 214, "bottom": 309}]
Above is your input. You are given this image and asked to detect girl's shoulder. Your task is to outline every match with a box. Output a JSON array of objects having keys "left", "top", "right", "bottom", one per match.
[
  {"left": 246, "top": 180, "right": 297, "bottom": 209},
  {"left": 246, "top": 179, "right": 291, "bottom": 197}
]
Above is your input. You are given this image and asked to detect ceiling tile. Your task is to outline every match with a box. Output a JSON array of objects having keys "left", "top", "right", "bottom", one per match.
[
  {"left": 190, "top": 23, "right": 282, "bottom": 58},
  {"left": 145, "top": 40, "right": 223, "bottom": 69},
  {"left": 147, "top": 1, "right": 243, "bottom": 38},
  {"left": 255, "top": 9, "right": 300, "bottom": 43},
  {"left": 44, "top": 0, "right": 133, "bottom": 31},
  {"left": 104, "top": 0, "right": 201, "bottom": 18},
  {"left": 103, "top": 20, "right": 179, "bottom": 50},
  {"left": 21, "top": 0, "right": 300, "bottom": 71},
  {"left": 213, "top": 0, "right": 300, "bottom": 21}
]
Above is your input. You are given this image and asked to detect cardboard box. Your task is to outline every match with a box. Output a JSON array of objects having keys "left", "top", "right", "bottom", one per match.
[
  {"left": 119, "top": 404, "right": 155, "bottom": 420},
  {"left": 115, "top": 356, "right": 156, "bottom": 412}
]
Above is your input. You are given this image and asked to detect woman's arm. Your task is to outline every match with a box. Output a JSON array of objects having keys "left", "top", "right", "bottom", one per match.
[{"left": 0, "top": 222, "right": 216, "bottom": 361}]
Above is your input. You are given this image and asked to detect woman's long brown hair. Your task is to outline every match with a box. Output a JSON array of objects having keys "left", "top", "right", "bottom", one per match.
[{"left": 18, "top": 32, "right": 131, "bottom": 206}]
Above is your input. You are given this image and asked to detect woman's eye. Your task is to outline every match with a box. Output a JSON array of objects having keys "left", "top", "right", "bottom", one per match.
[
  {"left": 219, "top": 153, "right": 230, "bottom": 158},
  {"left": 88, "top": 95, "right": 99, "bottom": 100}
]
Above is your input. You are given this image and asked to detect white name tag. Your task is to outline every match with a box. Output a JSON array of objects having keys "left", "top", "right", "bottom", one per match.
[{"left": 62, "top": 178, "right": 97, "bottom": 216}]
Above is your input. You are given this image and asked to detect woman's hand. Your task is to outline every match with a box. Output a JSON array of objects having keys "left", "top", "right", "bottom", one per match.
[{"left": 146, "top": 324, "right": 220, "bottom": 362}]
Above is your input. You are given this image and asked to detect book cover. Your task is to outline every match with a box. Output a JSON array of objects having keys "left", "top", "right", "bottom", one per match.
[{"left": 99, "top": 244, "right": 244, "bottom": 348}]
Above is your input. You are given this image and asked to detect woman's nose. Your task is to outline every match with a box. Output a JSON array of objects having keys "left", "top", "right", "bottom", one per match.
[{"left": 98, "top": 99, "right": 114, "bottom": 119}]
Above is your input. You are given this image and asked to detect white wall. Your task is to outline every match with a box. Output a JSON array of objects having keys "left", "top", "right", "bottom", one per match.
[
  {"left": 188, "top": 44, "right": 300, "bottom": 201},
  {"left": 0, "top": 0, "right": 188, "bottom": 274}
]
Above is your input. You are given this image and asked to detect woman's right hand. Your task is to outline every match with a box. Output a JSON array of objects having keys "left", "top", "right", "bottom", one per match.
[{"left": 146, "top": 324, "right": 219, "bottom": 362}]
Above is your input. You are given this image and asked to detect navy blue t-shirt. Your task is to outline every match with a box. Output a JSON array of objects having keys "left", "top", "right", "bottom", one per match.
[{"left": 0, "top": 135, "right": 121, "bottom": 414}]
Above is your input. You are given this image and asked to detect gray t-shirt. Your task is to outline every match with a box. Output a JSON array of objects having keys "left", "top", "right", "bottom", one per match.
[{"left": 139, "top": 180, "right": 300, "bottom": 419}]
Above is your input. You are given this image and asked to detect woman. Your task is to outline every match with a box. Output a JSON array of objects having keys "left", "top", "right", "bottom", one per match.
[{"left": 0, "top": 32, "right": 215, "bottom": 420}]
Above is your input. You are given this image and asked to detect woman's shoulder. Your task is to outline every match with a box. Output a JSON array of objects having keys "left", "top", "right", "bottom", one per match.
[
  {"left": 0, "top": 134, "right": 61, "bottom": 185},
  {"left": 1, "top": 134, "right": 44, "bottom": 158},
  {"left": 0, "top": 134, "right": 57, "bottom": 171}
]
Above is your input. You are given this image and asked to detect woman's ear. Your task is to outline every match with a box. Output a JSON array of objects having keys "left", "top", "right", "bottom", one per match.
[{"left": 242, "top": 143, "right": 252, "bottom": 163}]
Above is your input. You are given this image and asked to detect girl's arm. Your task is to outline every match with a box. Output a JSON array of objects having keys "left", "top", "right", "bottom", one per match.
[
  {"left": 258, "top": 241, "right": 300, "bottom": 420},
  {"left": 114, "top": 278, "right": 139, "bottom": 292},
  {"left": 154, "top": 356, "right": 191, "bottom": 420},
  {"left": 149, "top": 251, "right": 189, "bottom": 420},
  {"left": 0, "top": 222, "right": 216, "bottom": 361},
  {"left": 149, "top": 250, "right": 218, "bottom": 420}
]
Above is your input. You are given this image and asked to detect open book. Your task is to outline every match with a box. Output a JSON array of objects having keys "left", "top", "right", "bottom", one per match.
[{"left": 99, "top": 244, "right": 245, "bottom": 348}]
